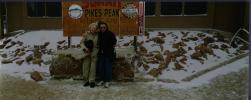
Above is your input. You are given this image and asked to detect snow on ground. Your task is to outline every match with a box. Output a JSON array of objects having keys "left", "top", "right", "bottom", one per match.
[
  {"left": 117, "top": 30, "right": 248, "bottom": 81},
  {"left": 0, "top": 30, "right": 248, "bottom": 90},
  {"left": 146, "top": 56, "right": 248, "bottom": 89}
]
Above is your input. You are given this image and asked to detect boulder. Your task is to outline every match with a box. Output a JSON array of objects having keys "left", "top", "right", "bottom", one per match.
[
  {"left": 181, "top": 31, "right": 189, "bottom": 37},
  {"left": 3, "top": 39, "right": 12, "bottom": 45},
  {"left": 150, "top": 37, "right": 165, "bottom": 44},
  {"left": 49, "top": 54, "right": 82, "bottom": 78},
  {"left": 0, "top": 44, "right": 6, "bottom": 49},
  {"left": 1, "top": 59, "right": 13, "bottom": 64},
  {"left": 142, "top": 64, "right": 150, "bottom": 71},
  {"left": 154, "top": 52, "right": 163, "bottom": 60},
  {"left": 203, "top": 37, "right": 215, "bottom": 45},
  {"left": 197, "top": 33, "right": 206, "bottom": 37},
  {"left": 25, "top": 55, "right": 33, "bottom": 63},
  {"left": 16, "top": 60, "right": 24, "bottom": 66},
  {"left": 57, "top": 40, "right": 66, "bottom": 44},
  {"left": 1, "top": 53, "right": 7, "bottom": 58},
  {"left": 112, "top": 57, "right": 134, "bottom": 81},
  {"left": 174, "top": 62, "right": 184, "bottom": 70},
  {"left": 148, "top": 68, "right": 161, "bottom": 77},
  {"left": 31, "top": 71, "right": 43, "bottom": 81}
]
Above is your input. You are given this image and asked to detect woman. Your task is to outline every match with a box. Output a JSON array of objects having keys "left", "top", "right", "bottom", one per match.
[
  {"left": 96, "top": 22, "right": 117, "bottom": 88},
  {"left": 80, "top": 22, "right": 99, "bottom": 88}
]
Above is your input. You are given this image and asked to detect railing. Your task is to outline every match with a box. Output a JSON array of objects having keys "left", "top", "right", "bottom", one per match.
[{"left": 229, "top": 28, "right": 249, "bottom": 46}]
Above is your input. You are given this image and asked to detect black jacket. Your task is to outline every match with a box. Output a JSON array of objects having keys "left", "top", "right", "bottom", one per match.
[{"left": 98, "top": 30, "right": 117, "bottom": 56}]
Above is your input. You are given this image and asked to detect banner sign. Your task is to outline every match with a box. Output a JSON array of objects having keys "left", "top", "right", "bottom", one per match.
[{"left": 63, "top": 1, "right": 144, "bottom": 36}]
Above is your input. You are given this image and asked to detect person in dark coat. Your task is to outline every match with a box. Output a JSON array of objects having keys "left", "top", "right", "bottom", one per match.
[{"left": 96, "top": 22, "right": 117, "bottom": 88}]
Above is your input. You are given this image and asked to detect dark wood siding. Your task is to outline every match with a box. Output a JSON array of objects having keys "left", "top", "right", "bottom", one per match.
[{"left": 6, "top": 2, "right": 249, "bottom": 34}]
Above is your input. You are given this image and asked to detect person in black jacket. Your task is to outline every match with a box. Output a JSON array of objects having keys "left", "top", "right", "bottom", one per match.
[{"left": 96, "top": 22, "right": 117, "bottom": 88}]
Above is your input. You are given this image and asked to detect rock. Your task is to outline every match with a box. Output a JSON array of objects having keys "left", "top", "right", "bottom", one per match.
[
  {"left": 177, "top": 47, "right": 187, "bottom": 55},
  {"left": 197, "top": 33, "right": 206, "bottom": 37},
  {"left": 188, "top": 47, "right": 193, "bottom": 50},
  {"left": 25, "top": 55, "right": 33, "bottom": 63},
  {"left": 112, "top": 57, "right": 134, "bottom": 81},
  {"left": 3, "top": 39, "right": 12, "bottom": 45},
  {"left": 158, "top": 32, "right": 166, "bottom": 38},
  {"left": 71, "top": 45, "right": 76, "bottom": 48},
  {"left": 154, "top": 53, "right": 164, "bottom": 61},
  {"left": 137, "top": 61, "right": 143, "bottom": 68},
  {"left": 209, "top": 44, "right": 219, "bottom": 49},
  {"left": 123, "top": 42, "right": 131, "bottom": 46},
  {"left": 33, "top": 48, "right": 42, "bottom": 59},
  {"left": 139, "top": 46, "right": 147, "bottom": 54},
  {"left": 5, "top": 44, "right": 15, "bottom": 49},
  {"left": 17, "top": 51, "right": 26, "bottom": 57},
  {"left": 151, "top": 37, "right": 165, "bottom": 44},
  {"left": 172, "top": 42, "right": 186, "bottom": 49},
  {"left": 144, "top": 53, "right": 154, "bottom": 57},
  {"left": 1, "top": 53, "right": 7, "bottom": 58},
  {"left": 191, "top": 52, "right": 204, "bottom": 61},
  {"left": 148, "top": 68, "right": 161, "bottom": 77},
  {"left": 16, "top": 60, "right": 24, "bottom": 65},
  {"left": 221, "top": 44, "right": 229, "bottom": 49},
  {"left": 142, "top": 64, "right": 150, "bottom": 71},
  {"left": 32, "top": 58, "right": 43, "bottom": 66},
  {"left": 0, "top": 44, "right": 6, "bottom": 49},
  {"left": 147, "top": 60, "right": 159, "bottom": 64},
  {"left": 174, "top": 62, "right": 184, "bottom": 70},
  {"left": 181, "top": 31, "right": 189, "bottom": 37},
  {"left": 158, "top": 63, "right": 167, "bottom": 70},
  {"left": 76, "top": 44, "right": 81, "bottom": 48},
  {"left": 57, "top": 40, "right": 66, "bottom": 44},
  {"left": 11, "top": 41, "right": 16, "bottom": 45},
  {"left": 165, "top": 55, "right": 171, "bottom": 66},
  {"left": 1, "top": 59, "right": 13, "bottom": 64},
  {"left": 137, "top": 41, "right": 144, "bottom": 46},
  {"left": 44, "top": 42, "right": 50, "bottom": 47},
  {"left": 16, "top": 41, "right": 23, "bottom": 46},
  {"left": 181, "top": 38, "right": 189, "bottom": 42},
  {"left": 62, "top": 46, "right": 68, "bottom": 50},
  {"left": 160, "top": 45, "right": 164, "bottom": 52},
  {"left": 57, "top": 45, "right": 61, "bottom": 50},
  {"left": 167, "top": 32, "right": 173, "bottom": 35},
  {"left": 31, "top": 71, "right": 43, "bottom": 81},
  {"left": 188, "top": 37, "right": 198, "bottom": 41},
  {"left": 203, "top": 37, "right": 215, "bottom": 45},
  {"left": 163, "top": 50, "right": 170, "bottom": 55},
  {"left": 240, "top": 45, "right": 249, "bottom": 50},
  {"left": 214, "top": 33, "right": 226, "bottom": 42},
  {"left": 150, "top": 51, "right": 161, "bottom": 54},
  {"left": 49, "top": 54, "right": 83, "bottom": 78},
  {"left": 180, "top": 56, "right": 187, "bottom": 64}
]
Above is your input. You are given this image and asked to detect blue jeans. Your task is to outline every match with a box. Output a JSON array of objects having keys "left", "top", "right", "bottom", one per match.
[{"left": 97, "top": 54, "right": 113, "bottom": 82}]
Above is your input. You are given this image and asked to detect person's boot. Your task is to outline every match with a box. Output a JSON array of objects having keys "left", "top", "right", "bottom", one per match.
[
  {"left": 97, "top": 81, "right": 104, "bottom": 86},
  {"left": 83, "top": 82, "right": 90, "bottom": 87},
  {"left": 104, "top": 82, "right": 109, "bottom": 88},
  {"left": 90, "top": 82, "right": 96, "bottom": 88}
]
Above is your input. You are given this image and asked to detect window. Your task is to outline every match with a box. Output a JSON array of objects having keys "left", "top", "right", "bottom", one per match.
[
  {"left": 160, "top": 2, "right": 208, "bottom": 16},
  {"left": 161, "top": 2, "right": 182, "bottom": 15},
  {"left": 184, "top": 2, "right": 208, "bottom": 15},
  {"left": 145, "top": 2, "right": 156, "bottom": 16},
  {"left": 27, "top": 2, "right": 61, "bottom": 17}
]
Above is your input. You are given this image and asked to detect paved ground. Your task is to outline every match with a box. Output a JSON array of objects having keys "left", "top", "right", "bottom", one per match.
[{"left": 0, "top": 68, "right": 248, "bottom": 100}]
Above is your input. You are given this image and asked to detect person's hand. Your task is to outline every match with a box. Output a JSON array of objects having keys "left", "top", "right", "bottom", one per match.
[{"left": 83, "top": 48, "right": 90, "bottom": 53}]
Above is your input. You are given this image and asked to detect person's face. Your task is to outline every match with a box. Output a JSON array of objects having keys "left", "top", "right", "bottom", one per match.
[
  {"left": 90, "top": 27, "right": 96, "bottom": 33},
  {"left": 100, "top": 24, "right": 107, "bottom": 33}
]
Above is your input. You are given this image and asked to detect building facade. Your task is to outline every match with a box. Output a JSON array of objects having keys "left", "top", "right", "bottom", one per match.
[{"left": 4, "top": 1, "right": 249, "bottom": 35}]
